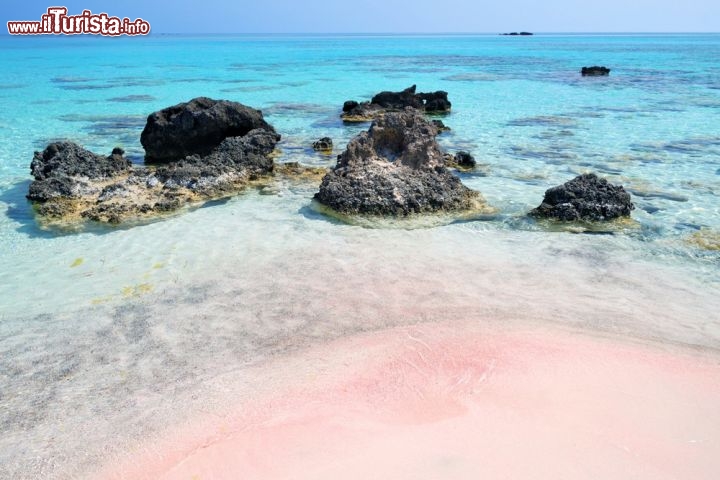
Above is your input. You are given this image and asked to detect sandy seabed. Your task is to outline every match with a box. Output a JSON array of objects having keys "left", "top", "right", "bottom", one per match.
[{"left": 97, "top": 320, "right": 720, "bottom": 480}]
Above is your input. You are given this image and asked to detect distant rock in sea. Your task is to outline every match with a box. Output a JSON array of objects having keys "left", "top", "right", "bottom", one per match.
[
  {"left": 530, "top": 173, "right": 634, "bottom": 221},
  {"left": 341, "top": 85, "right": 451, "bottom": 122},
  {"left": 315, "top": 108, "right": 486, "bottom": 216},
  {"left": 27, "top": 98, "right": 282, "bottom": 225},
  {"left": 581, "top": 66, "right": 611, "bottom": 76},
  {"left": 500, "top": 32, "right": 533, "bottom": 36}
]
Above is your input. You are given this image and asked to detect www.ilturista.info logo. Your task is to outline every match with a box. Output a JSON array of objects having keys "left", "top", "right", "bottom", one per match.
[{"left": 7, "top": 7, "right": 150, "bottom": 36}]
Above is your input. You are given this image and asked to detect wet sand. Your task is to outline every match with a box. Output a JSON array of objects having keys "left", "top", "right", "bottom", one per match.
[{"left": 97, "top": 321, "right": 720, "bottom": 480}]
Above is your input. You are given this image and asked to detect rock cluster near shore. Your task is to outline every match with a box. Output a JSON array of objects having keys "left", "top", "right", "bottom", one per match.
[
  {"left": 315, "top": 108, "right": 485, "bottom": 216},
  {"left": 27, "top": 98, "right": 281, "bottom": 224},
  {"left": 530, "top": 173, "right": 634, "bottom": 221},
  {"left": 27, "top": 87, "right": 638, "bottom": 229},
  {"left": 341, "top": 85, "right": 452, "bottom": 122}
]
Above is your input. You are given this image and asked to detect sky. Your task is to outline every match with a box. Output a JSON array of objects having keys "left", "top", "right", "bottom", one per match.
[{"left": 2, "top": 0, "right": 719, "bottom": 34}]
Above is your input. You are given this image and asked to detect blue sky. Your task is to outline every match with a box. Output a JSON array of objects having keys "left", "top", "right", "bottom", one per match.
[{"left": 2, "top": 0, "right": 719, "bottom": 33}]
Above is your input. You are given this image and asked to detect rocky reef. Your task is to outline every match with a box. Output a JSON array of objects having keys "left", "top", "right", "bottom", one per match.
[
  {"left": 27, "top": 98, "right": 281, "bottom": 225},
  {"left": 341, "top": 85, "right": 451, "bottom": 122},
  {"left": 581, "top": 66, "right": 611, "bottom": 76},
  {"left": 315, "top": 108, "right": 485, "bottom": 216},
  {"left": 530, "top": 173, "right": 634, "bottom": 221}
]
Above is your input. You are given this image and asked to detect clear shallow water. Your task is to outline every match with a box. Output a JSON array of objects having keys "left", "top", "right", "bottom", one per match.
[{"left": 0, "top": 34, "right": 719, "bottom": 478}]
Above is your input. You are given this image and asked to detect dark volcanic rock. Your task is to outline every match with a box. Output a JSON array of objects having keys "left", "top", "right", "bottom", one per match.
[
  {"left": 530, "top": 173, "right": 634, "bottom": 221},
  {"left": 370, "top": 85, "right": 425, "bottom": 110},
  {"left": 154, "top": 131, "right": 276, "bottom": 194},
  {"left": 30, "top": 141, "right": 130, "bottom": 182},
  {"left": 342, "top": 100, "right": 359, "bottom": 112},
  {"left": 312, "top": 137, "right": 333, "bottom": 152},
  {"left": 431, "top": 119, "right": 450, "bottom": 132},
  {"left": 28, "top": 142, "right": 131, "bottom": 205},
  {"left": 453, "top": 151, "right": 476, "bottom": 168},
  {"left": 341, "top": 85, "right": 452, "bottom": 122},
  {"left": 28, "top": 100, "right": 281, "bottom": 225},
  {"left": 140, "top": 97, "right": 277, "bottom": 162},
  {"left": 315, "top": 108, "right": 483, "bottom": 216},
  {"left": 581, "top": 66, "right": 611, "bottom": 77}
]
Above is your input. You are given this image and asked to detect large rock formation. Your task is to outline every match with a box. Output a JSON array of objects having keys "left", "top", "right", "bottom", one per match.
[
  {"left": 341, "top": 85, "right": 451, "bottom": 122},
  {"left": 315, "top": 108, "right": 483, "bottom": 216},
  {"left": 28, "top": 98, "right": 281, "bottom": 225},
  {"left": 140, "top": 97, "right": 276, "bottom": 162},
  {"left": 530, "top": 173, "right": 634, "bottom": 221}
]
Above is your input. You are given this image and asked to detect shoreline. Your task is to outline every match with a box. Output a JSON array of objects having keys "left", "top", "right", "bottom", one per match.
[
  {"left": 95, "top": 320, "right": 720, "bottom": 480},
  {"left": 2, "top": 205, "right": 719, "bottom": 479}
]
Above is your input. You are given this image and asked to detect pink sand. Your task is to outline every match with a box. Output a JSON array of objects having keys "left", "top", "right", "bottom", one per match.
[{"left": 97, "top": 322, "right": 720, "bottom": 480}]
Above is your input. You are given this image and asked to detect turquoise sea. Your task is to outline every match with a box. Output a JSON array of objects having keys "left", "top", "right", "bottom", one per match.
[{"left": 1, "top": 34, "right": 719, "bottom": 478}]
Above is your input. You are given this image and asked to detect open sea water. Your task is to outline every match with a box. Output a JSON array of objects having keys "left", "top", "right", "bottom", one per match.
[{"left": 0, "top": 34, "right": 719, "bottom": 478}]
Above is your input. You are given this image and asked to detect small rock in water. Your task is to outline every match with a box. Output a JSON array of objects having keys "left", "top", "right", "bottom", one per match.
[
  {"left": 312, "top": 137, "right": 333, "bottom": 152},
  {"left": 444, "top": 151, "right": 476, "bottom": 169},
  {"left": 453, "top": 151, "right": 476, "bottom": 169},
  {"left": 581, "top": 66, "right": 611, "bottom": 76},
  {"left": 530, "top": 173, "right": 634, "bottom": 221}
]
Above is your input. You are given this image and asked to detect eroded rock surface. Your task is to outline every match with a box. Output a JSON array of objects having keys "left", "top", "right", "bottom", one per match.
[
  {"left": 530, "top": 173, "right": 634, "bottom": 221},
  {"left": 316, "top": 108, "right": 483, "bottom": 216}
]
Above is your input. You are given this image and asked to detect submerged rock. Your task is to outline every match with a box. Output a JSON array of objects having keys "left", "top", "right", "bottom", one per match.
[
  {"left": 315, "top": 108, "right": 483, "bottom": 216},
  {"left": 28, "top": 99, "right": 281, "bottom": 226},
  {"left": 312, "top": 137, "right": 333, "bottom": 152},
  {"left": 687, "top": 229, "right": 720, "bottom": 251},
  {"left": 530, "top": 173, "right": 634, "bottom": 221},
  {"left": 140, "top": 97, "right": 277, "bottom": 162},
  {"left": 341, "top": 85, "right": 451, "bottom": 122},
  {"left": 581, "top": 66, "right": 611, "bottom": 76}
]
